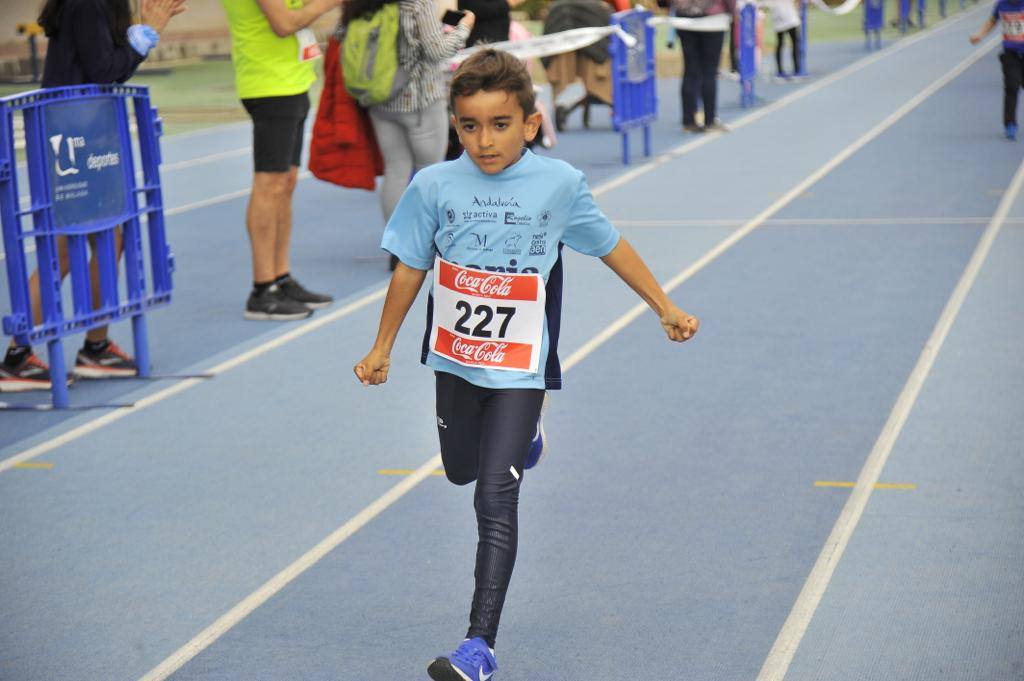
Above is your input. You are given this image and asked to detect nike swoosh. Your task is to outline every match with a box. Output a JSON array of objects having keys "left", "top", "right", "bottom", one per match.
[{"left": 479, "top": 670, "right": 493, "bottom": 681}]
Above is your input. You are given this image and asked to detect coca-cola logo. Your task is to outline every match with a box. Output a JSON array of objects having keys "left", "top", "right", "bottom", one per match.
[
  {"left": 453, "top": 270, "right": 514, "bottom": 297},
  {"left": 451, "top": 338, "right": 509, "bottom": 365}
]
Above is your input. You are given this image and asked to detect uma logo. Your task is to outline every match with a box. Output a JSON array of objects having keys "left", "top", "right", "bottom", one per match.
[{"left": 49, "top": 133, "right": 84, "bottom": 177}]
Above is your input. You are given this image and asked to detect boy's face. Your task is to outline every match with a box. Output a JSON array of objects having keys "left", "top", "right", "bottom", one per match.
[{"left": 452, "top": 90, "right": 542, "bottom": 175}]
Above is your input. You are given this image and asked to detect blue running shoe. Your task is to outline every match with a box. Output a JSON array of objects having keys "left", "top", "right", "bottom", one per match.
[
  {"left": 524, "top": 394, "right": 549, "bottom": 470},
  {"left": 427, "top": 637, "right": 497, "bottom": 681},
  {"left": 1006, "top": 123, "right": 1018, "bottom": 141}
]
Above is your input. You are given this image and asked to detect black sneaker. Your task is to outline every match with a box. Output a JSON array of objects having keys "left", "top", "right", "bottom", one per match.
[
  {"left": 0, "top": 353, "right": 52, "bottom": 392},
  {"left": 73, "top": 340, "right": 138, "bottom": 378},
  {"left": 277, "top": 276, "right": 333, "bottom": 309},
  {"left": 245, "top": 284, "right": 314, "bottom": 321}
]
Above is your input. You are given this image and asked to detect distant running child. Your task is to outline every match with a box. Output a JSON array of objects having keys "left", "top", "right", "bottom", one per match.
[
  {"left": 970, "top": 0, "right": 1024, "bottom": 139},
  {"left": 353, "top": 49, "right": 700, "bottom": 681}
]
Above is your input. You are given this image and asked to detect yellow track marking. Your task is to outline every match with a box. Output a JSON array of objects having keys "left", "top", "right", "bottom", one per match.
[
  {"left": 14, "top": 462, "right": 53, "bottom": 469},
  {"left": 815, "top": 481, "right": 917, "bottom": 490}
]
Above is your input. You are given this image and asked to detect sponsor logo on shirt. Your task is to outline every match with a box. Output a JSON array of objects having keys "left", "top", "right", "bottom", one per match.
[
  {"left": 457, "top": 258, "right": 541, "bottom": 274},
  {"left": 446, "top": 208, "right": 456, "bottom": 224},
  {"left": 468, "top": 233, "right": 493, "bottom": 252},
  {"left": 538, "top": 210, "right": 551, "bottom": 227},
  {"left": 529, "top": 232, "right": 548, "bottom": 256},
  {"left": 473, "top": 195, "right": 521, "bottom": 208},
  {"left": 504, "top": 233, "right": 523, "bottom": 255},
  {"left": 504, "top": 212, "right": 532, "bottom": 226},
  {"left": 463, "top": 209, "right": 498, "bottom": 223}
]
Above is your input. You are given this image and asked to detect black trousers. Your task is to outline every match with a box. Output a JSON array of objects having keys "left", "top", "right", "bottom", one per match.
[
  {"left": 776, "top": 27, "right": 801, "bottom": 75},
  {"left": 435, "top": 372, "right": 545, "bottom": 648},
  {"left": 678, "top": 29, "right": 727, "bottom": 126},
  {"left": 1000, "top": 50, "right": 1024, "bottom": 126}
]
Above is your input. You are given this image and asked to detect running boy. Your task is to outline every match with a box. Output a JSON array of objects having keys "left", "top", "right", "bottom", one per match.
[
  {"left": 353, "top": 49, "right": 699, "bottom": 681},
  {"left": 971, "top": 0, "right": 1024, "bottom": 140}
]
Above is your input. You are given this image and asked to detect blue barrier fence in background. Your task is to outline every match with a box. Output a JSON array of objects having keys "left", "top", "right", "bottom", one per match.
[
  {"left": 739, "top": 1, "right": 758, "bottom": 108},
  {"left": 610, "top": 8, "right": 657, "bottom": 164},
  {"left": 0, "top": 84, "right": 173, "bottom": 408},
  {"left": 865, "top": 0, "right": 885, "bottom": 49}
]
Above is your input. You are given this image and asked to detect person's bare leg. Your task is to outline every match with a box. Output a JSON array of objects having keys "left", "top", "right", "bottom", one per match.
[
  {"left": 84, "top": 227, "right": 123, "bottom": 344},
  {"left": 9, "top": 237, "right": 71, "bottom": 351},
  {"left": 247, "top": 171, "right": 292, "bottom": 284},
  {"left": 272, "top": 166, "right": 299, "bottom": 279}
]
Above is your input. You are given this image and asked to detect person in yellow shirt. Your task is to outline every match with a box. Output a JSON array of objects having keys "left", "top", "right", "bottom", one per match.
[{"left": 221, "top": 0, "right": 341, "bottom": 319}]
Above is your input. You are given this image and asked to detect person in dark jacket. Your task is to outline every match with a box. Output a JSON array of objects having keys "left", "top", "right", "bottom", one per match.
[
  {"left": 0, "top": 0, "right": 185, "bottom": 393},
  {"left": 458, "top": 0, "right": 523, "bottom": 47}
]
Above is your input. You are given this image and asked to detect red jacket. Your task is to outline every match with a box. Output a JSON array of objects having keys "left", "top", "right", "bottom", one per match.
[{"left": 308, "top": 37, "right": 383, "bottom": 190}]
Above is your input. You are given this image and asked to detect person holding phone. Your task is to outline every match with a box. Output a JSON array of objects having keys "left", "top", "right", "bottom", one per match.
[{"left": 342, "top": 0, "right": 474, "bottom": 270}]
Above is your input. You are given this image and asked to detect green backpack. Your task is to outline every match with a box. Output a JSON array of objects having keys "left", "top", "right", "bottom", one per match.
[{"left": 341, "top": 3, "right": 408, "bottom": 107}]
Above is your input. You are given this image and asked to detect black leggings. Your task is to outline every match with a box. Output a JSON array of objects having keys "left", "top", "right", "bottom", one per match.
[
  {"left": 678, "top": 29, "right": 726, "bottom": 126},
  {"left": 776, "top": 27, "right": 801, "bottom": 75},
  {"left": 1001, "top": 50, "right": 1024, "bottom": 126},
  {"left": 435, "top": 372, "right": 545, "bottom": 648}
]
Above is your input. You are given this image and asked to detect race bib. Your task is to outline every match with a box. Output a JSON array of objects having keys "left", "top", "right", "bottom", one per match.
[
  {"left": 296, "top": 28, "right": 323, "bottom": 62},
  {"left": 1003, "top": 12, "right": 1024, "bottom": 42},
  {"left": 429, "top": 256, "right": 546, "bottom": 373}
]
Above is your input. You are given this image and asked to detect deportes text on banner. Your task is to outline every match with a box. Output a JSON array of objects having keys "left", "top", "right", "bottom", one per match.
[
  {"left": 450, "top": 26, "right": 636, "bottom": 65},
  {"left": 429, "top": 256, "right": 546, "bottom": 373}
]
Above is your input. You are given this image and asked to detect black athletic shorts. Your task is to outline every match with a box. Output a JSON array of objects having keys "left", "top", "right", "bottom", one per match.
[{"left": 241, "top": 92, "right": 310, "bottom": 173}]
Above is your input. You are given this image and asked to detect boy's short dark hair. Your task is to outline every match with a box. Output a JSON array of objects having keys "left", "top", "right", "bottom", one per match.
[{"left": 450, "top": 50, "right": 537, "bottom": 117}]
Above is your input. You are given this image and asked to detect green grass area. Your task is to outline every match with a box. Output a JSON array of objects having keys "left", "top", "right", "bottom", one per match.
[{"left": 0, "top": 58, "right": 325, "bottom": 137}]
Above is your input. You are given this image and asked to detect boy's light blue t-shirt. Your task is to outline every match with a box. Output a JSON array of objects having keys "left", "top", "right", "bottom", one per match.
[{"left": 381, "top": 149, "right": 621, "bottom": 390}]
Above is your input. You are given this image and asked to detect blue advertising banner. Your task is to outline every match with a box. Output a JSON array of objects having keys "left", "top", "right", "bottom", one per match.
[
  {"left": 739, "top": 1, "right": 757, "bottom": 107},
  {"left": 864, "top": 0, "right": 884, "bottom": 31},
  {"left": 43, "top": 97, "right": 127, "bottom": 228}
]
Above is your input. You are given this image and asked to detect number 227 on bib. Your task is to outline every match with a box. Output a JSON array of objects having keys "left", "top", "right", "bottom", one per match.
[{"left": 429, "top": 257, "right": 546, "bottom": 373}]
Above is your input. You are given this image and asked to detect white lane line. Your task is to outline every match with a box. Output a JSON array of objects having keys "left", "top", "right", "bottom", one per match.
[
  {"left": 160, "top": 146, "right": 251, "bottom": 172},
  {"left": 134, "top": 30, "right": 997, "bottom": 681},
  {"left": 613, "top": 217, "right": 1023, "bottom": 227},
  {"left": 0, "top": 171, "right": 312, "bottom": 262},
  {"left": 2, "top": 6, "right": 980, "bottom": 261},
  {"left": 570, "top": 39, "right": 999, "bottom": 372},
  {"left": 0, "top": 282, "right": 385, "bottom": 475},
  {"left": 591, "top": 4, "right": 984, "bottom": 199},
  {"left": 756, "top": 158, "right": 1024, "bottom": 681},
  {"left": 2, "top": 12, "right": 966, "bottom": 460}
]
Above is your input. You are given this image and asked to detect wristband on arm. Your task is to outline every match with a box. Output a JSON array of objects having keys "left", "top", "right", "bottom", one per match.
[{"left": 127, "top": 24, "right": 161, "bottom": 57}]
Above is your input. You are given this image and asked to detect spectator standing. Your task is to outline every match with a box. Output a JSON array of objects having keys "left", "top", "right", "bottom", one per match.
[
  {"left": 341, "top": 0, "right": 474, "bottom": 269},
  {"left": 0, "top": 0, "right": 186, "bottom": 393},
  {"left": 768, "top": 0, "right": 801, "bottom": 79},
  {"left": 221, "top": 0, "right": 339, "bottom": 320},
  {"left": 670, "top": 0, "right": 735, "bottom": 133}
]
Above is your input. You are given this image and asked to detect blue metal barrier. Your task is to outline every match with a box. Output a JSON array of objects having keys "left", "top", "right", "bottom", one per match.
[
  {"left": 899, "top": 0, "right": 911, "bottom": 32},
  {"left": 739, "top": 0, "right": 758, "bottom": 108},
  {"left": 797, "top": 0, "right": 809, "bottom": 76},
  {"left": 610, "top": 8, "right": 656, "bottom": 165},
  {"left": 0, "top": 85, "right": 173, "bottom": 408},
  {"left": 865, "top": 0, "right": 885, "bottom": 49}
]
